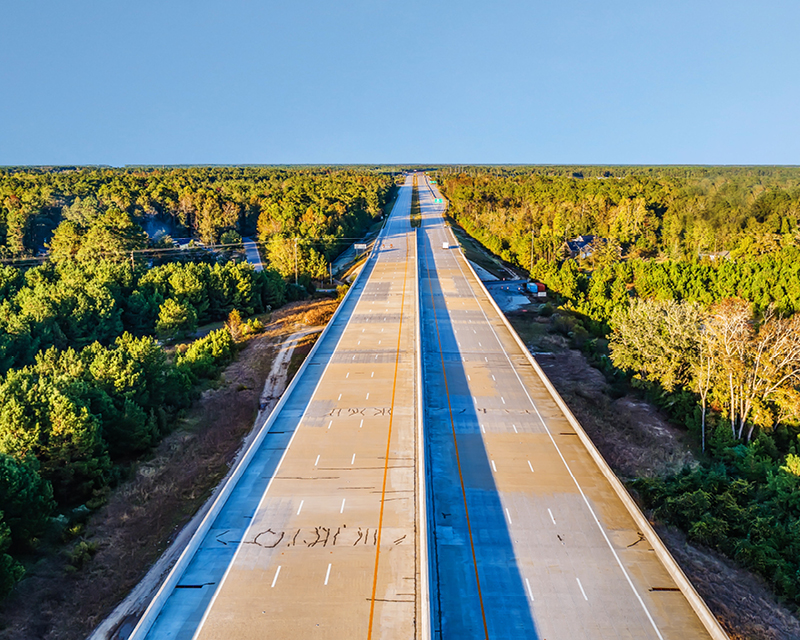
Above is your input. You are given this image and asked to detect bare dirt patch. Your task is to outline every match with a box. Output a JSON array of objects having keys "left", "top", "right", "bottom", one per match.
[
  {"left": 535, "top": 349, "right": 696, "bottom": 479},
  {"left": 0, "top": 297, "right": 335, "bottom": 640}
]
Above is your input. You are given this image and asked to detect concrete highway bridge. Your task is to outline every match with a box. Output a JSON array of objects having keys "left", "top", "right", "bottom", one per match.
[{"left": 129, "top": 175, "right": 727, "bottom": 639}]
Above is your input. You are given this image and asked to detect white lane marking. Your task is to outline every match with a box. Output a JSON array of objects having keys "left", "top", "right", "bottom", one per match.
[
  {"left": 315, "top": 455, "right": 320, "bottom": 466},
  {"left": 371, "top": 371, "right": 374, "bottom": 377},
  {"left": 525, "top": 578, "right": 534, "bottom": 601},
  {"left": 337, "top": 394, "right": 342, "bottom": 401},
  {"left": 324, "top": 563, "right": 332, "bottom": 585},
  {"left": 548, "top": 508, "right": 556, "bottom": 525},
  {"left": 491, "top": 460, "right": 497, "bottom": 472},
  {"left": 378, "top": 340, "right": 381, "bottom": 345},
  {"left": 467, "top": 375, "right": 471, "bottom": 381},
  {"left": 297, "top": 500, "right": 304, "bottom": 515},
  {"left": 473, "top": 329, "right": 476, "bottom": 334},
  {"left": 346, "top": 372, "right": 350, "bottom": 378},
  {"left": 577, "top": 578, "right": 588, "bottom": 601},
  {"left": 328, "top": 421, "right": 332, "bottom": 430},
  {"left": 528, "top": 460, "right": 534, "bottom": 472},
  {"left": 351, "top": 453, "right": 356, "bottom": 465},
  {"left": 447, "top": 224, "right": 665, "bottom": 639},
  {"left": 362, "top": 328, "right": 365, "bottom": 332},
  {"left": 485, "top": 357, "right": 488, "bottom": 362},
  {"left": 375, "top": 354, "right": 378, "bottom": 359},
  {"left": 366, "top": 392, "right": 370, "bottom": 400},
  {"left": 505, "top": 508, "right": 512, "bottom": 524},
  {"left": 359, "top": 419, "right": 363, "bottom": 428},
  {"left": 481, "top": 424, "right": 486, "bottom": 434},
  {"left": 478, "top": 342, "right": 482, "bottom": 347},
  {"left": 501, "top": 396, "right": 505, "bottom": 404},
  {"left": 491, "top": 375, "right": 495, "bottom": 381},
  {"left": 271, "top": 566, "right": 282, "bottom": 588},
  {"left": 352, "top": 355, "right": 356, "bottom": 360},
  {"left": 340, "top": 499, "right": 346, "bottom": 513},
  {"left": 513, "top": 424, "right": 518, "bottom": 433},
  {"left": 357, "top": 340, "right": 361, "bottom": 345}
]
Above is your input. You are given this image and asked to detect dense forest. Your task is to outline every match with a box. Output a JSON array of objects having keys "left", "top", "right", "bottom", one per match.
[
  {"left": 0, "top": 166, "right": 394, "bottom": 597},
  {"left": 437, "top": 166, "right": 800, "bottom": 611}
]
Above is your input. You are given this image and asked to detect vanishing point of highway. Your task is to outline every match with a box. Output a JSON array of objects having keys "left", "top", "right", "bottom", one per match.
[{"left": 129, "top": 175, "right": 728, "bottom": 639}]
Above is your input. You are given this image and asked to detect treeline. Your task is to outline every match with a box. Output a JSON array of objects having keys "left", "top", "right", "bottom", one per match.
[
  {"left": 0, "top": 166, "right": 396, "bottom": 598},
  {"left": 0, "top": 327, "right": 237, "bottom": 595},
  {"left": 0, "top": 257, "right": 287, "bottom": 595},
  {"left": 0, "top": 260, "right": 284, "bottom": 374},
  {"left": 438, "top": 166, "right": 800, "bottom": 263},
  {"left": 0, "top": 167, "right": 393, "bottom": 280},
  {"left": 436, "top": 166, "right": 800, "bottom": 611}
]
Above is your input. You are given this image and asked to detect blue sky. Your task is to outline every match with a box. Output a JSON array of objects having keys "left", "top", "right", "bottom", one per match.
[{"left": 1, "top": 0, "right": 798, "bottom": 165}]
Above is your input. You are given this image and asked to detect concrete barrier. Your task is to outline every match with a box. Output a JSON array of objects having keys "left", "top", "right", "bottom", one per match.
[{"left": 414, "top": 226, "right": 431, "bottom": 640}]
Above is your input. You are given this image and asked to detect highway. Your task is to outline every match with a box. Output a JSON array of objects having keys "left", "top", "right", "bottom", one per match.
[
  {"left": 131, "top": 176, "right": 423, "bottom": 639},
  {"left": 418, "top": 175, "right": 722, "bottom": 640},
  {"left": 129, "top": 172, "right": 726, "bottom": 640}
]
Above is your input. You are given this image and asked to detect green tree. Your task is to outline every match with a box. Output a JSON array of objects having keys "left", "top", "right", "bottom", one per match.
[
  {"left": 156, "top": 299, "right": 198, "bottom": 339},
  {"left": 0, "top": 455, "right": 54, "bottom": 549}
]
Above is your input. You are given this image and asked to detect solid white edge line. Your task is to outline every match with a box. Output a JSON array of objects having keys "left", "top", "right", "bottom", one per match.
[
  {"left": 525, "top": 578, "right": 534, "bottom": 601},
  {"left": 415, "top": 221, "right": 431, "bottom": 640}
]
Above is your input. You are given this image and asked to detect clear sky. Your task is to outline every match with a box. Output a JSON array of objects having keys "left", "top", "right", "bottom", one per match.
[{"left": 1, "top": 0, "right": 798, "bottom": 165}]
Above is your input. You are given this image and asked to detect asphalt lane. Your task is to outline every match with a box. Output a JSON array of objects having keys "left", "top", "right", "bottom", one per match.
[
  {"left": 418, "top": 175, "right": 715, "bottom": 640},
  {"left": 133, "top": 177, "right": 421, "bottom": 640}
]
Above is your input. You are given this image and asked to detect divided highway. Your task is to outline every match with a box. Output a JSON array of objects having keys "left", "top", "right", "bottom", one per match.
[{"left": 129, "top": 173, "right": 726, "bottom": 640}]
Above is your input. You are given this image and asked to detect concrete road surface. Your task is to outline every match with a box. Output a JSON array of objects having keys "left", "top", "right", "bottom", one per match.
[
  {"left": 131, "top": 177, "right": 422, "bottom": 640},
  {"left": 418, "top": 175, "right": 720, "bottom": 640}
]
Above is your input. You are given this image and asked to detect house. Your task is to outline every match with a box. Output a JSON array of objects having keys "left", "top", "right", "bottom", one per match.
[
  {"left": 564, "top": 235, "right": 598, "bottom": 259},
  {"left": 698, "top": 251, "right": 731, "bottom": 261}
]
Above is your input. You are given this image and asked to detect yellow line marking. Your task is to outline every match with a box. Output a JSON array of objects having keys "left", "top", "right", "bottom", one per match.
[
  {"left": 423, "top": 234, "right": 490, "bottom": 640},
  {"left": 367, "top": 228, "right": 411, "bottom": 640}
]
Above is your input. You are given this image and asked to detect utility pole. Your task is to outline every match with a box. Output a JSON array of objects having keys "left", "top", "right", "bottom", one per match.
[
  {"left": 530, "top": 229, "right": 534, "bottom": 276},
  {"left": 294, "top": 237, "right": 298, "bottom": 285}
]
